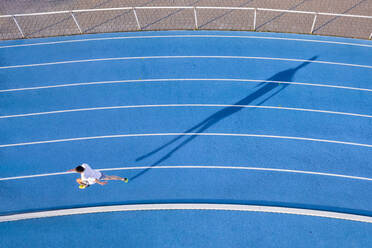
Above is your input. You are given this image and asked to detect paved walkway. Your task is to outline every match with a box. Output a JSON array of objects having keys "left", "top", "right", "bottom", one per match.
[{"left": 0, "top": 1, "right": 371, "bottom": 41}]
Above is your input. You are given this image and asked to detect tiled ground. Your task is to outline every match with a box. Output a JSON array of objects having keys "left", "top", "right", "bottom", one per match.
[{"left": 0, "top": 0, "right": 371, "bottom": 40}]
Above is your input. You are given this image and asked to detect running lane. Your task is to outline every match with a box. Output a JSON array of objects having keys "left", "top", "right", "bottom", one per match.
[
  {"left": 1, "top": 31, "right": 371, "bottom": 224},
  {"left": 1, "top": 209, "right": 372, "bottom": 247}
]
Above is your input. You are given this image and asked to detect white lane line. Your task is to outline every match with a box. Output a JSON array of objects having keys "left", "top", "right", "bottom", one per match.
[
  {"left": 1, "top": 78, "right": 371, "bottom": 93},
  {"left": 0, "top": 171, "right": 70, "bottom": 181},
  {"left": 1, "top": 203, "right": 372, "bottom": 223},
  {"left": 1, "top": 104, "right": 372, "bottom": 119},
  {"left": 1, "top": 34, "right": 371, "bottom": 49},
  {"left": 0, "top": 56, "right": 371, "bottom": 70},
  {"left": 1, "top": 165, "right": 372, "bottom": 182},
  {"left": 0, "top": 133, "right": 371, "bottom": 148}
]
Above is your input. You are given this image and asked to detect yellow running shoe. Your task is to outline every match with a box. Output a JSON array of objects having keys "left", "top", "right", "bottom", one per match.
[{"left": 79, "top": 184, "right": 88, "bottom": 189}]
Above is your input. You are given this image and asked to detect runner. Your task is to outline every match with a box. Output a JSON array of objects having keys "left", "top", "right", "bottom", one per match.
[{"left": 67, "top": 163, "right": 128, "bottom": 188}]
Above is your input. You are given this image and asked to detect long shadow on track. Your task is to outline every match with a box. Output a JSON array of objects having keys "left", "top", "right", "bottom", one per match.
[{"left": 131, "top": 56, "right": 318, "bottom": 181}]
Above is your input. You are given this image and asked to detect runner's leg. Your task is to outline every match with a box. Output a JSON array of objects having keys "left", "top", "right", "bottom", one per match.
[{"left": 102, "top": 175, "right": 128, "bottom": 182}]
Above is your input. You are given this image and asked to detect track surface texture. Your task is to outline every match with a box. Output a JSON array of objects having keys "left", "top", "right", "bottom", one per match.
[{"left": 0, "top": 30, "right": 372, "bottom": 247}]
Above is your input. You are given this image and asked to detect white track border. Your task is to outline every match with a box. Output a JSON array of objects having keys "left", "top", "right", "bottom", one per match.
[
  {"left": 1, "top": 203, "right": 372, "bottom": 223},
  {"left": 1, "top": 35, "right": 372, "bottom": 49}
]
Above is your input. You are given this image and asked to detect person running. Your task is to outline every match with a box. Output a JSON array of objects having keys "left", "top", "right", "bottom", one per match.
[{"left": 67, "top": 163, "right": 128, "bottom": 188}]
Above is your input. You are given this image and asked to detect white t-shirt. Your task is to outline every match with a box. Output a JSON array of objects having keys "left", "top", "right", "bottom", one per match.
[{"left": 80, "top": 163, "right": 102, "bottom": 185}]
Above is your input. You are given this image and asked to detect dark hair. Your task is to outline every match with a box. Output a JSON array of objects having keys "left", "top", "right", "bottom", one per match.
[{"left": 75, "top": 165, "right": 85, "bottom": 173}]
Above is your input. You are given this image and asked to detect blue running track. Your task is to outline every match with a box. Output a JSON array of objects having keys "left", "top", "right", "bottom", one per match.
[{"left": 0, "top": 30, "right": 372, "bottom": 247}]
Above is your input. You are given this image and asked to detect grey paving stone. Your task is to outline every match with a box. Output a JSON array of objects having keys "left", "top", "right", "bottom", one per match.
[{"left": 0, "top": 0, "right": 371, "bottom": 40}]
